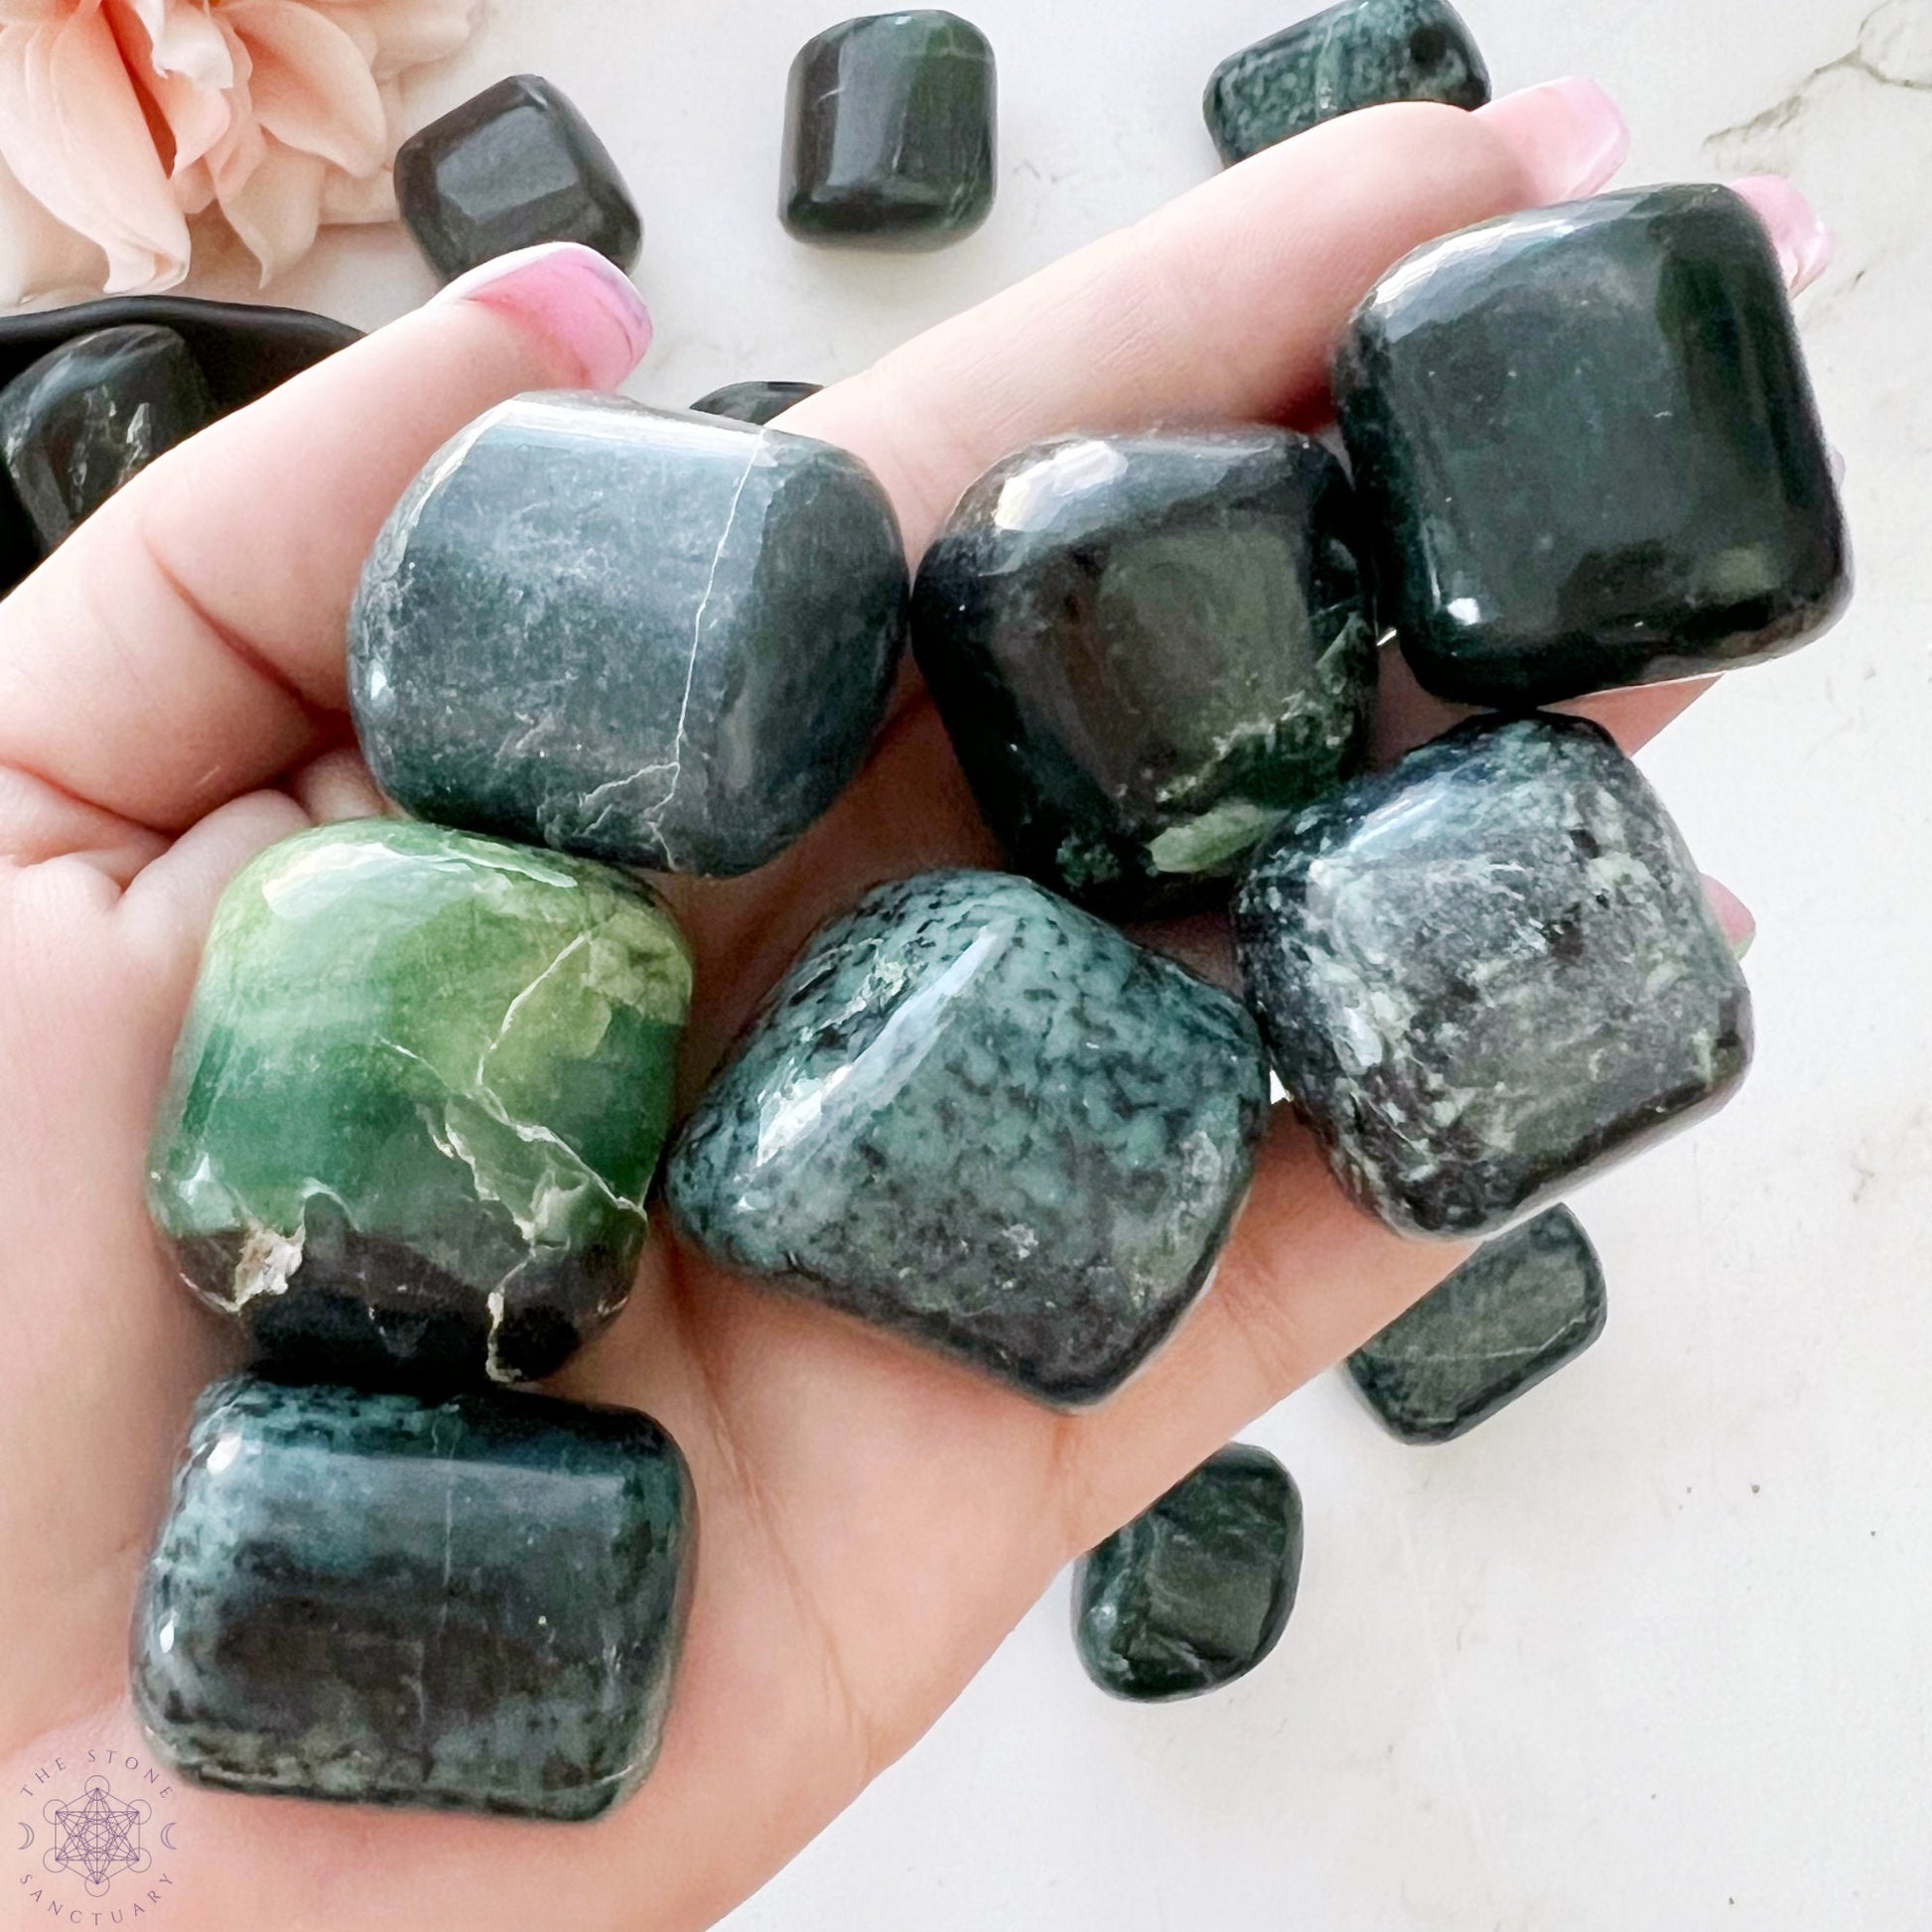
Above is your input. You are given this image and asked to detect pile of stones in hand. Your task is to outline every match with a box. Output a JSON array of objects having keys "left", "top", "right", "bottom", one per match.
[{"left": 116, "top": 0, "right": 1849, "bottom": 1813}]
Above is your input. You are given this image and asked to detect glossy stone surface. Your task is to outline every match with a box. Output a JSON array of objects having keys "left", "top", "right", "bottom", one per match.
[
  {"left": 1348, "top": 1206, "right": 1606, "bottom": 1443},
  {"left": 667, "top": 871, "right": 1269, "bottom": 1405},
  {"left": 147, "top": 820, "right": 691, "bottom": 1387},
  {"left": 1073, "top": 1446, "right": 1303, "bottom": 1702},
  {"left": 133, "top": 1374, "right": 695, "bottom": 1821},
  {"left": 1204, "top": 0, "right": 1489, "bottom": 165},
  {"left": 782, "top": 11, "right": 996, "bottom": 249},
  {"left": 396, "top": 74, "right": 641, "bottom": 280},
  {"left": 1335, "top": 186, "right": 1851, "bottom": 707},
  {"left": 0, "top": 325, "right": 213, "bottom": 550},
  {"left": 1233, "top": 714, "right": 1751, "bottom": 1237},
  {"left": 913, "top": 430, "right": 1375, "bottom": 916},
  {"left": 350, "top": 395, "right": 906, "bottom": 878},
  {"left": 690, "top": 380, "right": 822, "bottom": 426}
]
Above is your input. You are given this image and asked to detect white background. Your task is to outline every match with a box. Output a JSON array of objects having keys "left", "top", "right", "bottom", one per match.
[{"left": 203, "top": 1, "right": 1932, "bottom": 1926}]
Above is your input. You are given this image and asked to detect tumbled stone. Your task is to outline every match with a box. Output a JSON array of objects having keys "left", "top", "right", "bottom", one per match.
[
  {"left": 1335, "top": 185, "right": 1851, "bottom": 708},
  {"left": 1204, "top": 0, "right": 1489, "bottom": 165},
  {"left": 132, "top": 1373, "right": 695, "bottom": 1820},
  {"left": 1074, "top": 1445, "right": 1303, "bottom": 1702},
  {"left": 667, "top": 871, "right": 1269, "bottom": 1406},
  {"left": 350, "top": 395, "right": 906, "bottom": 878},
  {"left": 147, "top": 819, "right": 691, "bottom": 1387},
  {"left": 396, "top": 74, "right": 641, "bottom": 280},
  {"left": 782, "top": 10, "right": 996, "bottom": 249},
  {"left": 0, "top": 325, "right": 212, "bottom": 550},
  {"left": 690, "top": 380, "right": 822, "bottom": 426},
  {"left": 1348, "top": 1207, "right": 1606, "bottom": 1443},
  {"left": 1233, "top": 714, "right": 1750, "bottom": 1237},
  {"left": 913, "top": 430, "right": 1375, "bottom": 916}
]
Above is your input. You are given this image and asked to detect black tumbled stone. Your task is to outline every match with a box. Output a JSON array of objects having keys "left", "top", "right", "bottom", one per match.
[
  {"left": 1335, "top": 185, "right": 1851, "bottom": 707},
  {"left": 1074, "top": 1446, "right": 1304, "bottom": 1702},
  {"left": 1233, "top": 713, "right": 1750, "bottom": 1237},
  {"left": 690, "top": 380, "right": 822, "bottom": 426},
  {"left": 782, "top": 11, "right": 996, "bottom": 250},
  {"left": 1204, "top": 0, "right": 1490, "bottom": 166},
  {"left": 1348, "top": 1207, "right": 1606, "bottom": 1443},
  {"left": 396, "top": 75, "right": 641, "bottom": 281},
  {"left": 913, "top": 429, "right": 1375, "bottom": 916}
]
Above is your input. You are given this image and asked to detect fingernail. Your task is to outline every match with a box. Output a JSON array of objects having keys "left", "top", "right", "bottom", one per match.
[
  {"left": 1477, "top": 77, "right": 1630, "bottom": 204},
  {"left": 1726, "top": 175, "right": 1835, "bottom": 293},
  {"left": 430, "top": 242, "right": 652, "bottom": 389},
  {"left": 1703, "top": 875, "right": 1756, "bottom": 960}
]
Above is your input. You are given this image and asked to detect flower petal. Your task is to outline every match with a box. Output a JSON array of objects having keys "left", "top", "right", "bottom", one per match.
[
  {"left": 118, "top": 0, "right": 232, "bottom": 89},
  {"left": 0, "top": 145, "right": 101, "bottom": 307},
  {"left": 216, "top": 132, "right": 326, "bottom": 281},
  {"left": 308, "top": 0, "right": 478, "bottom": 78},
  {"left": 218, "top": 0, "right": 386, "bottom": 174}
]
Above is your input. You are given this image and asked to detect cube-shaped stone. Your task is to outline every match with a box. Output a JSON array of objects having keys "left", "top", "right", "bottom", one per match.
[
  {"left": 666, "top": 871, "right": 1269, "bottom": 1406},
  {"left": 146, "top": 819, "right": 692, "bottom": 1388},
  {"left": 781, "top": 11, "right": 996, "bottom": 249},
  {"left": 1233, "top": 714, "right": 1750, "bottom": 1237},
  {"left": 0, "top": 324, "right": 212, "bottom": 550},
  {"left": 396, "top": 74, "right": 641, "bottom": 281},
  {"left": 1204, "top": 0, "right": 1490, "bottom": 166},
  {"left": 1335, "top": 185, "right": 1851, "bottom": 707},
  {"left": 913, "top": 430, "right": 1375, "bottom": 916},
  {"left": 1348, "top": 1206, "right": 1606, "bottom": 1443},
  {"left": 132, "top": 1374, "right": 695, "bottom": 1820},
  {"left": 690, "top": 379, "right": 822, "bottom": 426},
  {"left": 350, "top": 395, "right": 906, "bottom": 878},
  {"left": 1073, "top": 1445, "right": 1304, "bottom": 1702}
]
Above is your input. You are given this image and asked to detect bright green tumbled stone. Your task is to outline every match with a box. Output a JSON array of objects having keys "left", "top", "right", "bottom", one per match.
[{"left": 147, "top": 819, "right": 692, "bottom": 1388}]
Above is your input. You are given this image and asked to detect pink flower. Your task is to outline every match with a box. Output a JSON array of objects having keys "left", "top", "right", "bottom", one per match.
[{"left": 0, "top": 0, "right": 479, "bottom": 307}]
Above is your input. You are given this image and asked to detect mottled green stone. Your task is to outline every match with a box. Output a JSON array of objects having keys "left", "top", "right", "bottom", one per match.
[
  {"left": 1074, "top": 1446, "right": 1303, "bottom": 1702},
  {"left": 1347, "top": 1207, "right": 1606, "bottom": 1443},
  {"left": 132, "top": 1374, "right": 695, "bottom": 1821},
  {"left": 1203, "top": 0, "right": 1490, "bottom": 166},
  {"left": 147, "top": 820, "right": 692, "bottom": 1387}
]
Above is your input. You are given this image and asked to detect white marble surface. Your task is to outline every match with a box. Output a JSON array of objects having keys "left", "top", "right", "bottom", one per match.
[{"left": 202, "top": 1, "right": 1931, "bottom": 1925}]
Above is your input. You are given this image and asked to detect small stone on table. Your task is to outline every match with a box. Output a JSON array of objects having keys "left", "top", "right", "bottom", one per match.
[{"left": 690, "top": 380, "right": 822, "bottom": 426}]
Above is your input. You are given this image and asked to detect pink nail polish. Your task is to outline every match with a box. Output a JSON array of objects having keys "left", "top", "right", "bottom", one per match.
[
  {"left": 1726, "top": 176, "right": 1836, "bottom": 293},
  {"left": 1703, "top": 875, "right": 1756, "bottom": 960},
  {"left": 1477, "top": 77, "right": 1630, "bottom": 205},
  {"left": 430, "top": 242, "right": 652, "bottom": 390}
]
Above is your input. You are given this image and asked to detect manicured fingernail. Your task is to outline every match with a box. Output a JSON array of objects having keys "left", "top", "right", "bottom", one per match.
[
  {"left": 430, "top": 242, "right": 652, "bottom": 389},
  {"left": 1727, "top": 175, "right": 1835, "bottom": 293},
  {"left": 1477, "top": 78, "right": 1630, "bottom": 204},
  {"left": 1703, "top": 875, "right": 1755, "bottom": 960}
]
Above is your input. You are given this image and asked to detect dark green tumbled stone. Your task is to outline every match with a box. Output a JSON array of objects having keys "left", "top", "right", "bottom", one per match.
[
  {"left": 1335, "top": 185, "right": 1851, "bottom": 708},
  {"left": 147, "top": 819, "right": 692, "bottom": 1388},
  {"left": 666, "top": 871, "right": 1269, "bottom": 1406},
  {"left": 132, "top": 1373, "right": 695, "bottom": 1820},
  {"left": 913, "top": 430, "right": 1375, "bottom": 917},
  {"left": 350, "top": 395, "right": 906, "bottom": 878},
  {"left": 0, "top": 324, "right": 212, "bottom": 550},
  {"left": 1204, "top": 0, "right": 1489, "bottom": 165},
  {"left": 690, "top": 380, "right": 822, "bottom": 426},
  {"left": 782, "top": 11, "right": 996, "bottom": 250},
  {"left": 1073, "top": 1446, "right": 1303, "bottom": 1702},
  {"left": 1348, "top": 1207, "right": 1606, "bottom": 1443},
  {"left": 395, "top": 74, "right": 641, "bottom": 281},
  {"left": 1233, "top": 713, "right": 1750, "bottom": 1237}
]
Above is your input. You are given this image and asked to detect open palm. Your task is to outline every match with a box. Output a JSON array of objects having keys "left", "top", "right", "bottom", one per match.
[{"left": 2, "top": 87, "right": 1789, "bottom": 1932}]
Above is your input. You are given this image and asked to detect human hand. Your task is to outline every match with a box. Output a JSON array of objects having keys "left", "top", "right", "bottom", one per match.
[{"left": 0, "top": 79, "right": 1807, "bottom": 1932}]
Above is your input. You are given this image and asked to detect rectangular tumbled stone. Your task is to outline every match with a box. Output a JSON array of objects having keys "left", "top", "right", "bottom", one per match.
[
  {"left": 1347, "top": 1207, "right": 1606, "bottom": 1443},
  {"left": 1335, "top": 185, "right": 1850, "bottom": 707},
  {"left": 1233, "top": 714, "right": 1750, "bottom": 1237},
  {"left": 132, "top": 1374, "right": 695, "bottom": 1821},
  {"left": 666, "top": 870, "right": 1269, "bottom": 1405}
]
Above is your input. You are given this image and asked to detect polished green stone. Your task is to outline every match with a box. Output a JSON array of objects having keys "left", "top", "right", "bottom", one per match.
[
  {"left": 667, "top": 871, "right": 1269, "bottom": 1406},
  {"left": 147, "top": 820, "right": 691, "bottom": 1387},
  {"left": 132, "top": 1373, "right": 695, "bottom": 1821},
  {"left": 689, "top": 380, "right": 822, "bottom": 426},
  {"left": 912, "top": 430, "right": 1374, "bottom": 916},
  {"left": 1204, "top": 0, "right": 1489, "bottom": 165},
  {"left": 782, "top": 11, "right": 996, "bottom": 249},
  {"left": 1335, "top": 186, "right": 1851, "bottom": 707},
  {"left": 1074, "top": 1446, "right": 1303, "bottom": 1702}
]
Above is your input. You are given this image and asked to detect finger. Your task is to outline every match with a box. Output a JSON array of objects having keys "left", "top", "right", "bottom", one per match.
[{"left": 0, "top": 243, "right": 653, "bottom": 849}]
